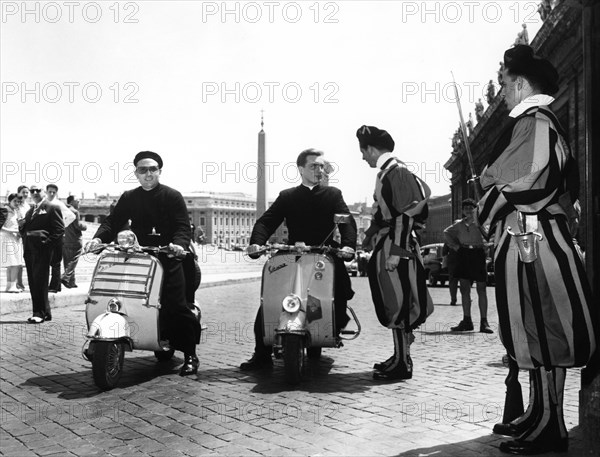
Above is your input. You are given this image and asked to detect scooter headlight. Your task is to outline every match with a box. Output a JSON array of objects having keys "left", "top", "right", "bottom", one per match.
[
  {"left": 282, "top": 294, "right": 301, "bottom": 313},
  {"left": 117, "top": 230, "right": 137, "bottom": 249},
  {"left": 107, "top": 298, "right": 122, "bottom": 313}
]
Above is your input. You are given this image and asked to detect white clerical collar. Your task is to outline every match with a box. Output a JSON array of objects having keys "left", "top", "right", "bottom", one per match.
[
  {"left": 301, "top": 183, "right": 319, "bottom": 190},
  {"left": 509, "top": 94, "right": 555, "bottom": 118},
  {"left": 376, "top": 152, "right": 394, "bottom": 170}
]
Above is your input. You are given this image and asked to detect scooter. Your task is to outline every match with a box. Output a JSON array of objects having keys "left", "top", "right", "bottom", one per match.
[
  {"left": 82, "top": 230, "right": 201, "bottom": 390},
  {"left": 250, "top": 214, "right": 361, "bottom": 384}
]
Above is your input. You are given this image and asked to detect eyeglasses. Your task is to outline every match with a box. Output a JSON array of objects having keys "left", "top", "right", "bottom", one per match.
[
  {"left": 136, "top": 166, "right": 160, "bottom": 174},
  {"left": 31, "top": 189, "right": 41, "bottom": 193}
]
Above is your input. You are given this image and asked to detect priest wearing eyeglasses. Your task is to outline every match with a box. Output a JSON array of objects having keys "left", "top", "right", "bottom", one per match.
[{"left": 86, "top": 151, "right": 201, "bottom": 376}]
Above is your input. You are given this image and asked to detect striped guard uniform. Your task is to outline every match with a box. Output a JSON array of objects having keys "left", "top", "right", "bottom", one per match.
[
  {"left": 367, "top": 157, "right": 433, "bottom": 330},
  {"left": 477, "top": 101, "right": 597, "bottom": 446}
]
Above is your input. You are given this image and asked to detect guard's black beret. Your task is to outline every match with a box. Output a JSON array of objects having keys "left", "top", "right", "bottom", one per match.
[
  {"left": 504, "top": 45, "right": 559, "bottom": 95},
  {"left": 133, "top": 151, "right": 163, "bottom": 168},
  {"left": 356, "top": 125, "right": 395, "bottom": 152}
]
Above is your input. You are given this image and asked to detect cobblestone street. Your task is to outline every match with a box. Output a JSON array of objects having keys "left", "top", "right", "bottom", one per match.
[{"left": 0, "top": 279, "right": 593, "bottom": 456}]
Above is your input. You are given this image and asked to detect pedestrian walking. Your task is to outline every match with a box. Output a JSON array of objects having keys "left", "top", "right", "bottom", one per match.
[
  {"left": 477, "top": 45, "right": 597, "bottom": 454},
  {"left": 442, "top": 241, "right": 459, "bottom": 305},
  {"left": 444, "top": 199, "right": 492, "bottom": 333},
  {"left": 61, "top": 195, "right": 87, "bottom": 289},
  {"left": 357, "top": 125, "right": 433, "bottom": 381}
]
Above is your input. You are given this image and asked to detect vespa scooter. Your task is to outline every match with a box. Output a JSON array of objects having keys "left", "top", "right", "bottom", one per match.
[
  {"left": 82, "top": 230, "right": 201, "bottom": 390},
  {"left": 250, "top": 214, "right": 361, "bottom": 384}
]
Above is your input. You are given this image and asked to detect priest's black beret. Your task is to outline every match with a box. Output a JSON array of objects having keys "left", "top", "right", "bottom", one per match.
[{"left": 133, "top": 151, "right": 163, "bottom": 169}]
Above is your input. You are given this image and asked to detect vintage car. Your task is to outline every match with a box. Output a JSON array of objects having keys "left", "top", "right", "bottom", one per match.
[{"left": 420, "top": 243, "right": 448, "bottom": 287}]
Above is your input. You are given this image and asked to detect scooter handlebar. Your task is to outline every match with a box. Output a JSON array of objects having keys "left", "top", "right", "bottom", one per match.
[
  {"left": 247, "top": 243, "right": 354, "bottom": 259},
  {"left": 86, "top": 243, "right": 188, "bottom": 259}
]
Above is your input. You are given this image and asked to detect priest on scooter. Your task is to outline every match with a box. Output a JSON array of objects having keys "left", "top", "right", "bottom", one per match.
[
  {"left": 85, "top": 151, "right": 201, "bottom": 376},
  {"left": 241, "top": 148, "right": 357, "bottom": 371}
]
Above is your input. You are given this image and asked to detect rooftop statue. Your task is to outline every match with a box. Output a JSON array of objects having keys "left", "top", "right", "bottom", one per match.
[
  {"left": 475, "top": 99, "right": 484, "bottom": 122},
  {"left": 487, "top": 79, "right": 496, "bottom": 105},
  {"left": 514, "top": 24, "right": 530, "bottom": 46}
]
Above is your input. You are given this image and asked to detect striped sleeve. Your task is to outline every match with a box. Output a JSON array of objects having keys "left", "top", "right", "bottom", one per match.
[
  {"left": 382, "top": 167, "right": 428, "bottom": 254},
  {"left": 478, "top": 111, "right": 567, "bottom": 223}
]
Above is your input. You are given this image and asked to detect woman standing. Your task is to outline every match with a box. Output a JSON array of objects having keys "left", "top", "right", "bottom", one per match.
[{"left": 1, "top": 193, "right": 24, "bottom": 293}]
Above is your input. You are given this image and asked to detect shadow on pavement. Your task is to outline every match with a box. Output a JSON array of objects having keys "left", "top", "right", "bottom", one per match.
[
  {"left": 240, "top": 357, "right": 381, "bottom": 394},
  {"left": 394, "top": 426, "right": 595, "bottom": 457},
  {"left": 21, "top": 355, "right": 185, "bottom": 399}
]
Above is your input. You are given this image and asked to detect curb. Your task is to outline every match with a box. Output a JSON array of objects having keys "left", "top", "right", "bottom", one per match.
[{"left": 0, "top": 275, "right": 261, "bottom": 316}]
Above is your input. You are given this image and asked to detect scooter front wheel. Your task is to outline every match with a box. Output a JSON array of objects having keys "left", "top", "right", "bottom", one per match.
[
  {"left": 91, "top": 341, "right": 125, "bottom": 391},
  {"left": 283, "top": 334, "right": 304, "bottom": 385}
]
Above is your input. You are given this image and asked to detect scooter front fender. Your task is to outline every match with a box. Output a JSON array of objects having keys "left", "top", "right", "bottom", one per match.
[
  {"left": 87, "top": 312, "right": 132, "bottom": 342},
  {"left": 278, "top": 310, "right": 307, "bottom": 333}
]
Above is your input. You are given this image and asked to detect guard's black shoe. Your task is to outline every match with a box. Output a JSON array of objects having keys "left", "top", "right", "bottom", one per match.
[
  {"left": 493, "top": 422, "right": 524, "bottom": 437},
  {"left": 179, "top": 354, "right": 199, "bottom": 376},
  {"left": 373, "top": 366, "right": 412, "bottom": 381},
  {"left": 451, "top": 319, "right": 474, "bottom": 331},
  {"left": 240, "top": 353, "right": 273, "bottom": 371},
  {"left": 499, "top": 438, "right": 568, "bottom": 455},
  {"left": 373, "top": 355, "right": 395, "bottom": 372},
  {"left": 480, "top": 319, "right": 493, "bottom": 334},
  {"left": 44, "top": 314, "right": 52, "bottom": 322}
]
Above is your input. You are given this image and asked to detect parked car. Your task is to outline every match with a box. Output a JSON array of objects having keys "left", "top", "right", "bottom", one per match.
[{"left": 420, "top": 243, "right": 448, "bottom": 287}]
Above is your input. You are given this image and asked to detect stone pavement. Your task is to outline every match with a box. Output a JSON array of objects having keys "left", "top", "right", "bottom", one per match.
[{"left": 0, "top": 279, "right": 597, "bottom": 457}]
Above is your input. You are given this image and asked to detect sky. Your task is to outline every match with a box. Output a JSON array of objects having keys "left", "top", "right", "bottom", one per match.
[{"left": 1, "top": 0, "right": 544, "bottom": 204}]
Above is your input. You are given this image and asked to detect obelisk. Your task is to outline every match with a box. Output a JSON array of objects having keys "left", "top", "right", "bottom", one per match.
[{"left": 256, "top": 110, "right": 267, "bottom": 218}]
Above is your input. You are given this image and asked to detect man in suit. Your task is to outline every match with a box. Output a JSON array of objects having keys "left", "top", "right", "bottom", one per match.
[
  {"left": 21, "top": 185, "right": 65, "bottom": 323},
  {"left": 241, "top": 148, "right": 357, "bottom": 370}
]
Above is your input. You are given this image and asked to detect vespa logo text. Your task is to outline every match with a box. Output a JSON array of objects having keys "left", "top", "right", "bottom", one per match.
[{"left": 268, "top": 263, "right": 287, "bottom": 274}]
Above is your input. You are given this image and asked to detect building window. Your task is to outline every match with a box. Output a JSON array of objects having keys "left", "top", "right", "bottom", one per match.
[{"left": 200, "top": 217, "right": 205, "bottom": 225}]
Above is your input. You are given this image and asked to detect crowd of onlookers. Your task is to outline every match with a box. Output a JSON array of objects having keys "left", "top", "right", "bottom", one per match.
[{"left": 0, "top": 184, "right": 87, "bottom": 320}]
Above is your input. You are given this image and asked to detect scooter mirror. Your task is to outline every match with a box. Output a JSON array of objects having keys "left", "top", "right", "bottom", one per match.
[{"left": 333, "top": 214, "right": 352, "bottom": 225}]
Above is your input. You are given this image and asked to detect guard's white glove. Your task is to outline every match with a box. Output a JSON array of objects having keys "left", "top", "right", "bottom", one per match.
[
  {"left": 84, "top": 238, "right": 102, "bottom": 253},
  {"left": 247, "top": 244, "right": 262, "bottom": 259},
  {"left": 337, "top": 246, "right": 355, "bottom": 260}
]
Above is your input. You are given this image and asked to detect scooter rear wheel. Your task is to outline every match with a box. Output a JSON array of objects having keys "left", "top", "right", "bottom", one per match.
[
  {"left": 307, "top": 347, "right": 322, "bottom": 359},
  {"left": 154, "top": 349, "right": 175, "bottom": 361},
  {"left": 283, "top": 334, "right": 304, "bottom": 385},
  {"left": 91, "top": 341, "right": 125, "bottom": 391}
]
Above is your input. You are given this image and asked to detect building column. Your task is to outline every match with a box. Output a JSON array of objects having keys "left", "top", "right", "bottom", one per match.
[{"left": 580, "top": 0, "right": 600, "bottom": 453}]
